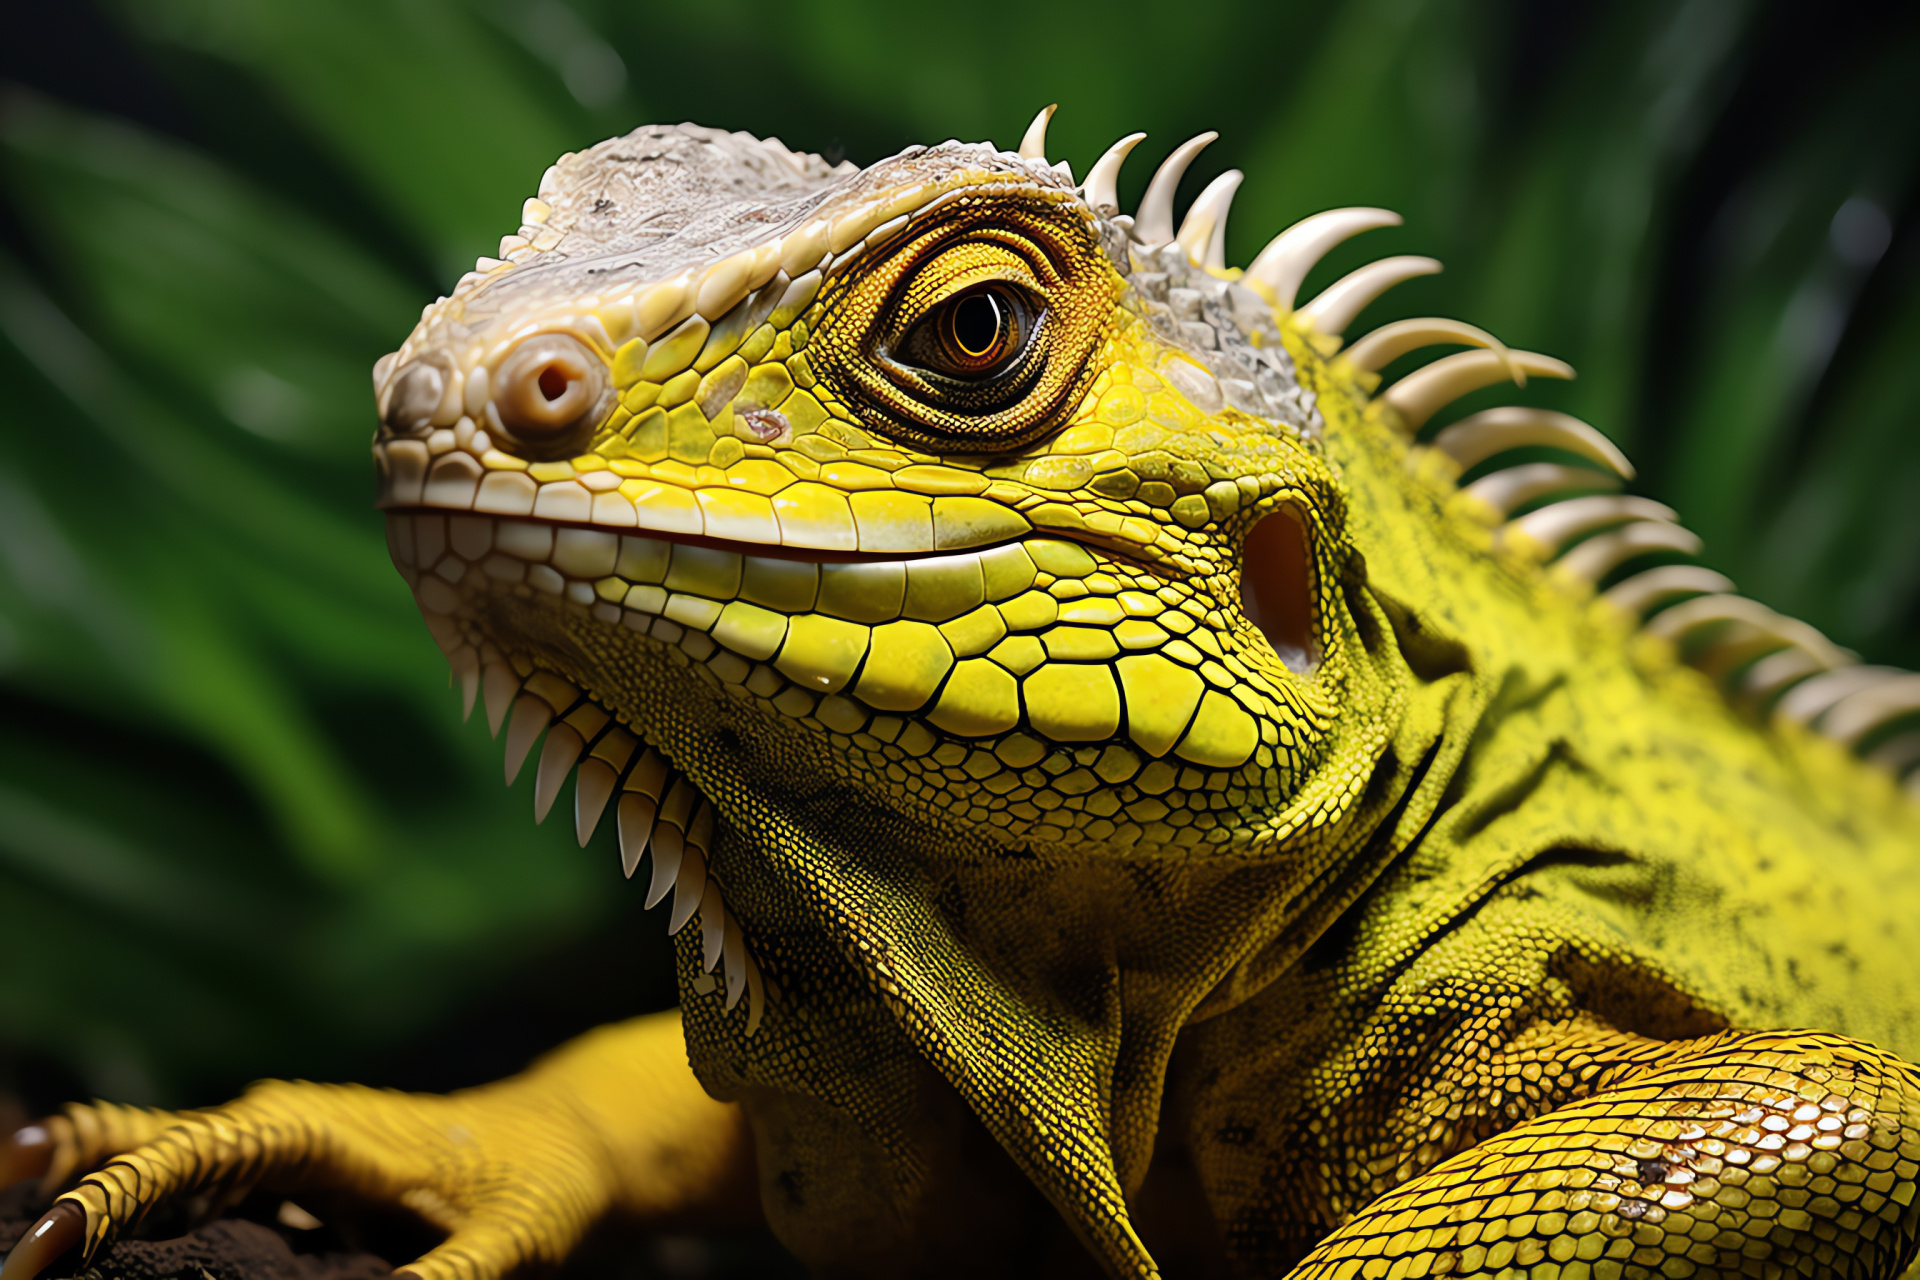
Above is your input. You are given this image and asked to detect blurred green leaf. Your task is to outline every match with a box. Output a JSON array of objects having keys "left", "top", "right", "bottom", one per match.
[
  {"left": 0, "top": 88, "right": 626, "bottom": 1100},
  {"left": 109, "top": 0, "right": 587, "bottom": 277}
]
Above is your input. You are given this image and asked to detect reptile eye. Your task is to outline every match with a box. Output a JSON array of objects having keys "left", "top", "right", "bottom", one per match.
[
  {"left": 811, "top": 205, "right": 1103, "bottom": 453},
  {"left": 899, "top": 285, "right": 1036, "bottom": 382},
  {"left": 490, "top": 333, "right": 611, "bottom": 454}
]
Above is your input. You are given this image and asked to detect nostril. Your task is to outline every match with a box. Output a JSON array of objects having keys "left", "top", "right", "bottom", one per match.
[
  {"left": 537, "top": 365, "right": 570, "bottom": 402},
  {"left": 382, "top": 358, "right": 449, "bottom": 432}
]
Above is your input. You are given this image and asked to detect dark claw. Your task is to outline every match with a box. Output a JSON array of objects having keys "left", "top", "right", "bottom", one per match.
[
  {"left": 0, "top": 1127, "right": 53, "bottom": 1190},
  {"left": 0, "top": 1200, "right": 83, "bottom": 1280}
]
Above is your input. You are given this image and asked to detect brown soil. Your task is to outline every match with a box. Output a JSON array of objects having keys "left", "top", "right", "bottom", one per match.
[
  {"left": 0, "top": 1182, "right": 802, "bottom": 1280},
  {"left": 0, "top": 1183, "right": 392, "bottom": 1280}
]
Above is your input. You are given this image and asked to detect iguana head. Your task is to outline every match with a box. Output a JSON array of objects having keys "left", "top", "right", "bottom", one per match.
[{"left": 372, "top": 116, "right": 1438, "bottom": 1273}]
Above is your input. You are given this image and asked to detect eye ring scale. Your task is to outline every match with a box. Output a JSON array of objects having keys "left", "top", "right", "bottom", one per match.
[{"left": 810, "top": 200, "right": 1109, "bottom": 454}]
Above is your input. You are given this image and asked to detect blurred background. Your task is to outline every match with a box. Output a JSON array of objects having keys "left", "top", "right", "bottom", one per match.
[{"left": 0, "top": 0, "right": 1915, "bottom": 1160}]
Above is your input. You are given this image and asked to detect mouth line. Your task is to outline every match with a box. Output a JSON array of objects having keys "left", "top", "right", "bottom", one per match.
[
  {"left": 387, "top": 505, "right": 882, "bottom": 563},
  {"left": 384, "top": 504, "right": 1179, "bottom": 575}
]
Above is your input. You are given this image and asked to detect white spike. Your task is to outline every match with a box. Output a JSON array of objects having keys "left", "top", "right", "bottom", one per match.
[
  {"left": 1823, "top": 677, "right": 1920, "bottom": 747},
  {"left": 1345, "top": 317, "right": 1507, "bottom": 374},
  {"left": 503, "top": 694, "right": 552, "bottom": 786},
  {"left": 1775, "top": 665, "right": 1893, "bottom": 726},
  {"left": 701, "top": 893, "right": 727, "bottom": 974},
  {"left": 668, "top": 843, "right": 707, "bottom": 934},
  {"left": 722, "top": 920, "right": 747, "bottom": 1010},
  {"left": 1644, "top": 595, "right": 1850, "bottom": 670},
  {"left": 616, "top": 793, "right": 658, "bottom": 879},
  {"left": 451, "top": 648, "right": 480, "bottom": 722},
  {"left": 1133, "top": 132, "right": 1216, "bottom": 246},
  {"left": 1601, "top": 565, "right": 1736, "bottom": 617},
  {"left": 1739, "top": 646, "right": 1831, "bottom": 705},
  {"left": 645, "top": 818, "right": 683, "bottom": 909},
  {"left": 1461, "top": 463, "right": 1621, "bottom": 517},
  {"left": 533, "top": 724, "right": 585, "bottom": 823},
  {"left": 482, "top": 663, "right": 521, "bottom": 738},
  {"left": 1176, "top": 169, "right": 1243, "bottom": 269},
  {"left": 1554, "top": 520, "right": 1702, "bottom": 583},
  {"left": 1432, "top": 407, "right": 1635, "bottom": 479},
  {"left": 1692, "top": 623, "right": 1801, "bottom": 681},
  {"left": 1296, "top": 256, "right": 1442, "bottom": 337},
  {"left": 1502, "top": 495, "right": 1675, "bottom": 558},
  {"left": 1082, "top": 133, "right": 1146, "bottom": 216},
  {"left": 1245, "top": 207, "right": 1402, "bottom": 311},
  {"left": 534, "top": 723, "right": 586, "bottom": 823},
  {"left": 1018, "top": 104, "right": 1057, "bottom": 161},
  {"left": 574, "top": 758, "right": 618, "bottom": 847},
  {"left": 1381, "top": 349, "right": 1574, "bottom": 433}
]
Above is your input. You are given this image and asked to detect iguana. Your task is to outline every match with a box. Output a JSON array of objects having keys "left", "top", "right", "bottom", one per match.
[{"left": 6, "top": 109, "right": 1920, "bottom": 1280}]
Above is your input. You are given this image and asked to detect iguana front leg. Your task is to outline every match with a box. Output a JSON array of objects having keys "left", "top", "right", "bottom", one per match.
[
  {"left": 0, "top": 1011, "right": 756, "bottom": 1280},
  {"left": 1281, "top": 1030, "right": 1920, "bottom": 1278}
]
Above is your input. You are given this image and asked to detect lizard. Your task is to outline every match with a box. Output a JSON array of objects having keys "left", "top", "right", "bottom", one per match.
[{"left": 6, "top": 107, "right": 1920, "bottom": 1280}]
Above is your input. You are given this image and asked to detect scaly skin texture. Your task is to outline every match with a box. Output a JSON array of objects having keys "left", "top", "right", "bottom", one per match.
[{"left": 7, "top": 120, "right": 1920, "bottom": 1280}]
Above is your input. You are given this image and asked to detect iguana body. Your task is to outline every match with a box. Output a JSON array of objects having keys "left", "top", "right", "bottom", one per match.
[{"left": 6, "top": 114, "right": 1920, "bottom": 1280}]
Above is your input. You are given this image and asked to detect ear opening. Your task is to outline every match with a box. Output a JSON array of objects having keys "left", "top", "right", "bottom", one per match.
[{"left": 1241, "top": 507, "right": 1317, "bottom": 674}]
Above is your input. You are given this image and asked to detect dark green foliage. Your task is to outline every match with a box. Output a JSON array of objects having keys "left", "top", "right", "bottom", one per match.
[{"left": 0, "top": 0, "right": 1913, "bottom": 1103}]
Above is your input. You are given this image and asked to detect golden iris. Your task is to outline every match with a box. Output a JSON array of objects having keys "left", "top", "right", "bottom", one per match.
[{"left": 906, "top": 285, "right": 1032, "bottom": 382}]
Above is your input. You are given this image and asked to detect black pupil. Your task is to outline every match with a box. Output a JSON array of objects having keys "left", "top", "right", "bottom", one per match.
[{"left": 951, "top": 291, "right": 1005, "bottom": 359}]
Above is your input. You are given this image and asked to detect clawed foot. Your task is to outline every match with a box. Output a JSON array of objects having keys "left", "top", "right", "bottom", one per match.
[
  {"left": 0, "top": 1085, "right": 611, "bottom": 1280},
  {"left": 0, "top": 1014, "right": 751, "bottom": 1280}
]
